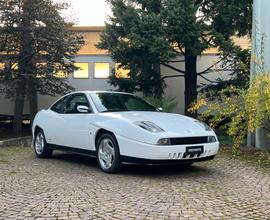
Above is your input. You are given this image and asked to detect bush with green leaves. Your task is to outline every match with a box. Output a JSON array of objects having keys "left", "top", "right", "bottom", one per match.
[{"left": 189, "top": 73, "right": 270, "bottom": 154}]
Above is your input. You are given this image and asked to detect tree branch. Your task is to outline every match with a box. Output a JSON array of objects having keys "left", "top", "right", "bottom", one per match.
[
  {"left": 167, "top": 60, "right": 185, "bottom": 63},
  {"left": 172, "top": 48, "right": 182, "bottom": 55},
  {"left": 198, "top": 74, "right": 215, "bottom": 83},
  {"left": 206, "top": 36, "right": 214, "bottom": 45},
  {"left": 199, "top": 68, "right": 234, "bottom": 75},
  {"left": 197, "top": 56, "right": 227, "bottom": 75},
  {"left": 161, "top": 63, "right": 186, "bottom": 74},
  {"left": 162, "top": 74, "right": 185, "bottom": 80},
  {"left": 177, "top": 43, "right": 185, "bottom": 55}
]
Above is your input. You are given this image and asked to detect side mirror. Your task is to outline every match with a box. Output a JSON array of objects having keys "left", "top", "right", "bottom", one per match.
[
  {"left": 77, "top": 105, "right": 90, "bottom": 113},
  {"left": 158, "top": 107, "right": 163, "bottom": 112}
]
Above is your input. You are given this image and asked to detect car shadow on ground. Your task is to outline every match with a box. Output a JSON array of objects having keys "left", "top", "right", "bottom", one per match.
[{"left": 51, "top": 151, "right": 215, "bottom": 177}]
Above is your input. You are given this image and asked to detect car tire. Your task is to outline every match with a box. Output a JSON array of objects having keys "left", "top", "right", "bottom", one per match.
[
  {"left": 34, "top": 129, "right": 53, "bottom": 158},
  {"left": 96, "top": 133, "right": 121, "bottom": 173}
]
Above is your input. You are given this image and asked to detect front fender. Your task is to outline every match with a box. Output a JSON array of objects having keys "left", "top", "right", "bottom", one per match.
[{"left": 91, "top": 118, "right": 160, "bottom": 144}]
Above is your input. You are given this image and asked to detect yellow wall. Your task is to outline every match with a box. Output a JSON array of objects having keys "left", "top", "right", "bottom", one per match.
[
  {"left": 205, "top": 36, "right": 251, "bottom": 54},
  {"left": 71, "top": 26, "right": 108, "bottom": 55},
  {"left": 72, "top": 26, "right": 251, "bottom": 56}
]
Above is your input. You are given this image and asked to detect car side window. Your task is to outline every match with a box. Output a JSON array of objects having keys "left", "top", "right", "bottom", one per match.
[
  {"left": 51, "top": 95, "right": 69, "bottom": 113},
  {"left": 64, "top": 94, "right": 90, "bottom": 114}
]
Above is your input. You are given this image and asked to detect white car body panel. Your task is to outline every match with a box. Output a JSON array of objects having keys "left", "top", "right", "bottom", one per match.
[
  {"left": 32, "top": 91, "right": 219, "bottom": 163},
  {"left": 116, "top": 134, "right": 219, "bottom": 160}
]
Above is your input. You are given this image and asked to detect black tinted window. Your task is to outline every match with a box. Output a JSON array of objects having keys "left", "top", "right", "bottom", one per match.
[
  {"left": 64, "top": 94, "right": 90, "bottom": 114},
  {"left": 51, "top": 96, "right": 69, "bottom": 113},
  {"left": 90, "top": 93, "right": 157, "bottom": 113}
]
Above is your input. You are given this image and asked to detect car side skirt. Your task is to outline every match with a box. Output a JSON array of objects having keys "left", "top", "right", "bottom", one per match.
[{"left": 47, "top": 144, "right": 96, "bottom": 157}]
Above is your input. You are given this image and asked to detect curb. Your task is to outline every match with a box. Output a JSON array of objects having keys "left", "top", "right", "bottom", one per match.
[{"left": 0, "top": 136, "right": 32, "bottom": 147}]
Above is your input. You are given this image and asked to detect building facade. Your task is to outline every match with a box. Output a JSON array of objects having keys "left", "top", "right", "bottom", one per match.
[{"left": 0, "top": 26, "right": 250, "bottom": 116}]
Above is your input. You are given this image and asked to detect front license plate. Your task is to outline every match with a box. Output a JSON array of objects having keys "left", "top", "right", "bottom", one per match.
[{"left": 186, "top": 146, "right": 204, "bottom": 155}]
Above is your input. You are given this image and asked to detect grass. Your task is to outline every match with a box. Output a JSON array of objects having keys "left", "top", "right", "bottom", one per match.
[{"left": 0, "top": 146, "right": 30, "bottom": 161}]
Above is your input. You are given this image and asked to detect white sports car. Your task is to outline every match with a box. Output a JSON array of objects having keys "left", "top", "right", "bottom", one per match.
[{"left": 32, "top": 91, "right": 219, "bottom": 173}]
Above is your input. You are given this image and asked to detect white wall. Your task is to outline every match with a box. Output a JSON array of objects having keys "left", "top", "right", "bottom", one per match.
[
  {"left": 162, "top": 54, "right": 231, "bottom": 113},
  {"left": 0, "top": 55, "right": 114, "bottom": 116},
  {"left": 0, "top": 54, "right": 232, "bottom": 116}
]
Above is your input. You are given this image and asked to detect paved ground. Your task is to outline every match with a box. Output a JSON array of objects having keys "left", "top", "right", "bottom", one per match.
[{"left": 0, "top": 147, "right": 269, "bottom": 220}]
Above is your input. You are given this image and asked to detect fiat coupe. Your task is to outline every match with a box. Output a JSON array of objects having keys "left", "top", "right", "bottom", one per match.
[{"left": 32, "top": 91, "right": 219, "bottom": 173}]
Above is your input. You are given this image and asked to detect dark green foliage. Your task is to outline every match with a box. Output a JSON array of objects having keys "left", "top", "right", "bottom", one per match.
[
  {"left": 98, "top": 0, "right": 173, "bottom": 97},
  {"left": 0, "top": 0, "right": 84, "bottom": 98},
  {"left": 0, "top": 0, "right": 84, "bottom": 134},
  {"left": 98, "top": 0, "right": 252, "bottom": 112}
]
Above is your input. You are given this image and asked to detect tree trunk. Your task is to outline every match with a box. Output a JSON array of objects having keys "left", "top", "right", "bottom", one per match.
[
  {"left": 13, "top": 0, "right": 34, "bottom": 134},
  {"left": 28, "top": 77, "right": 38, "bottom": 124},
  {"left": 153, "top": 63, "right": 163, "bottom": 98},
  {"left": 13, "top": 79, "right": 26, "bottom": 135},
  {"left": 184, "top": 51, "right": 197, "bottom": 116}
]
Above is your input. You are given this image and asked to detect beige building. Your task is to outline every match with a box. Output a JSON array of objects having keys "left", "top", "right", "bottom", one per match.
[{"left": 0, "top": 26, "right": 250, "bottom": 116}]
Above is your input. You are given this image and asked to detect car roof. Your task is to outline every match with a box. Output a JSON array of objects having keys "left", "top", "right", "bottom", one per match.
[{"left": 71, "top": 91, "right": 134, "bottom": 96}]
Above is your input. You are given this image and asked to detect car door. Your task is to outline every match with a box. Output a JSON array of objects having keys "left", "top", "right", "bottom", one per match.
[
  {"left": 60, "top": 93, "right": 94, "bottom": 150},
  {"left": 45, "top": 95, "right": 70, "bottom": 145}
]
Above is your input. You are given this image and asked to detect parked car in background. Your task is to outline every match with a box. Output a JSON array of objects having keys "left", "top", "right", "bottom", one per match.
[{"left": 32, "top": 91, "right": 219, "bottom": 173}]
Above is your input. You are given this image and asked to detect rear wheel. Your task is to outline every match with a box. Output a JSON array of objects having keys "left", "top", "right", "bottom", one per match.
[
  {"left": 34, "top": 129, "right": 53, "bottom": 158},
  {"left": 96, "top": 133, "right": 121, "bottom": 173}
]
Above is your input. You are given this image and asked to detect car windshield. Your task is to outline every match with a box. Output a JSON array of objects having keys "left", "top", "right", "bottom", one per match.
[{"left": 90, "top": 93, "right": 157, "bottom": 113}]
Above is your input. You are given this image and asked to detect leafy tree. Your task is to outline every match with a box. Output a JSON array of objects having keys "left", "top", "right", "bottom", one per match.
[
  {"left": 98, "top": 0, "right": 252, "bottom": 115},
  {"left": 0, "top": 0, "right": 84, "bottom": 134}
]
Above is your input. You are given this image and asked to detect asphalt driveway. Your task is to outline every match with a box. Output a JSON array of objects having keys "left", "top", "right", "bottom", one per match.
[{"left": 0, "top": 147, "right": 269, "bottom": 219}]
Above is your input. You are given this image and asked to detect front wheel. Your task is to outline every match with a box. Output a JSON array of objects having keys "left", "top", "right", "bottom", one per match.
[
  {"left": 34, "top": 129, "right": 53, "bottom": 158},
  {"left": 97, "top": 133, "right": 121, "bottom": 173}
]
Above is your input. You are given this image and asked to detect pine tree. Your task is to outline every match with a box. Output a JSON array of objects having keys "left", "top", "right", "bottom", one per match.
[
  {"left": 0, "top": 0, "right": 84, "bottom": 134},
  {"left": 98, "top": 0, "right": 252, "bottom": 115}
]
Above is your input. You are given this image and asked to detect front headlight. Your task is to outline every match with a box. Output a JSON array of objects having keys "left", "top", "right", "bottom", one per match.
[
  {"left": 134, "top": 121, "right": 164, "bottom": 133},
  {"left": 207, "top": 136, "right": 217, "bottom": 143},
  {"left": 157, "top": 138, "right": 171, "bottom": 145}
]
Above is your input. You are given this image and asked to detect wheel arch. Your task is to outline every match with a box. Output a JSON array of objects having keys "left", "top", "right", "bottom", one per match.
[
  {"left": 34, "top": 125, "right": 43, "bottom": 136},
  {"left": 95, "top": 129, "right": 117, "bottom": 150}
]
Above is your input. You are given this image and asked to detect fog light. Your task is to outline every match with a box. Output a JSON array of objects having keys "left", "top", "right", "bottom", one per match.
[
  {"left": 207, "top": 136, "right": 216, "bottom": 143},
  {"left": 157, "top": 138, "right": 171, "bottom": 145}
]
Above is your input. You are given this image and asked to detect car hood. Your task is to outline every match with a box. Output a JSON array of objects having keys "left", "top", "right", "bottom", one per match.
[{"left": 100, "top": 111, "right": 209, "bottom": 136}]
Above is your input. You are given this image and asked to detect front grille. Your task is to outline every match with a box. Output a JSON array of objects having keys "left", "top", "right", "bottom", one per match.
[{"left": 170, "top": 136, "right": 208, "bottom": 145}]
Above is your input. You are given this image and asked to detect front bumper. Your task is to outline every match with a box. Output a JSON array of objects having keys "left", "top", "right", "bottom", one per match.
[{"left": 116, "top": 135, "right": 219, "bottom": 163}]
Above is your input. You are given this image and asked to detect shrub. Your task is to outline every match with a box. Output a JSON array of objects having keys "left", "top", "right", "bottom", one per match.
[{"left": 189, "top": 73, "right": 270, "bottom": 154}]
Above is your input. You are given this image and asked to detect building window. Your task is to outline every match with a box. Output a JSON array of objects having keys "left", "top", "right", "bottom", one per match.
[
  {"left": 94, "top": 62, "right": 110, "bottom": 79},
  {"left": 0, "top": 63, "right": 5, "bottom": 70},
  {"left": 115, "top": 63, "right": 130, "bottom": 78},
  {"left": 74, "top": 63, "right": 89, "bottom": 79}
]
